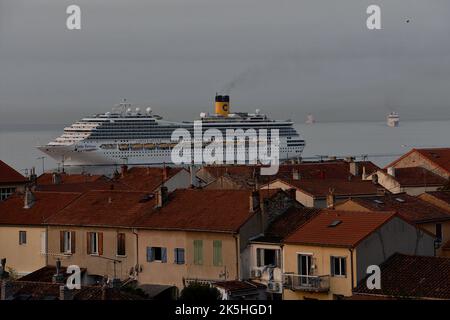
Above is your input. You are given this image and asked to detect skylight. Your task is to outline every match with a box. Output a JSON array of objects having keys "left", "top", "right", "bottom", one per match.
[
  {"left": 373, "top": 199, "right": 384, "bottom": 204},
  {"left": 395, "top": 198, "right": 405, "bottom": 203},
  {"left": 328, "top": 220, "right": 342, "bottom": 227}
]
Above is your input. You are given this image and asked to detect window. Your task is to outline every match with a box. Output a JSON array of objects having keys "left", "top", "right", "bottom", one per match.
[
  {"left": 19, "top": 231, "right": 27, "bottom": 245},
  {"left": 60, "top": 231, "right": 75, "bottom": 254},
  {"left": 117, "top": 233, "right": 126, "bottom": 256},
  {"left": 331, "top": 256, "right": 347, "bottom": 277},
  {"left": 146, "top": 247, "right": 167, "bottom": 263},
  {"left": 256, "top": 248, "right": 281, "bottom": 267},
  {"left": 0, "top": 187, "right": 15, "bottom": 201},
  {"left": 87, "top": 232, "right": 103, "bottom": 255},
  {"left": 213, "top": 240, "right": 223, "bottom": 266},
  {"left": 194, "top": 240, "right": 203, "bottom": 265},
  {"left": 174, "top": 248, "right": 185, "bottom": 264},
  {"left": 436, "top": 224, "right": 443, "bottom": 242}
]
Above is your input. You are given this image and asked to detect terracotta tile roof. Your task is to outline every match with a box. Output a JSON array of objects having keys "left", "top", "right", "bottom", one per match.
[
  {"left": 213, "top": 280, "right": 265, "bottom": 292},
  {"left": 253, "top": 207, "right": 320, "bottom": 243},
  {"left": 116, "top": 166, "right": 185, "bottom": 191},
  {"left": 134, "top": 189, "right": 257, "bottom": 232},
  {"left": 284, "top": 210, "right": 397, "bottom": 247},
  {"left": 0, "top": 160, "right": 28, "bottom": 184},
  {"left": 348, "top": 194, "right": 450, "bottom": 223},
  {"left": 35, "top": 180, "right": 129, "bottom": 193},
  {"left": 387, "top": 148, "right": 450, "bottom": 175},
  {"left": 423, "top": 191, "right": 450, "bottom": 204},
  {"left": 18, "top": 266, "right": 86, "bottom": 283},
  {"left": 1, "top": 281, "right": 144, "bottom": 300},
  {"left": 273, "top": 178, "right": 381, "bottom": 198},
  {"left": 202, "top": 161, "right": 380, "bottom": 183},
  {"left": 46, "top": 190, "right": 156, "bottom": 227},
  {"left": 353, "top": 253, "right": 450, "bottom": 299},
  {"left": 385, "top": 167, "right": 448, "bottom": 186},
  {"left": 0, "top": 192, "right": 81, "bottom": 225},
  {"left": 37, "top": 172, "right": 103, "bottom": 185}
]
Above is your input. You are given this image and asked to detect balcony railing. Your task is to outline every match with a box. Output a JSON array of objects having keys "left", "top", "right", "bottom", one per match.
[{"left": 283, "top": 274, "right": 330, "bottom": 292}]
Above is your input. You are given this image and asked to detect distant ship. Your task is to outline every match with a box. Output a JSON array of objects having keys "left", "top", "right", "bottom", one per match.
[
  {"left": 387, "top": 112, "right": 399, "bottom": 127},
  {"left": 37, "top": 95, "right": 305, "bottom": 166},
  {"left": 305, "top": 114, "right": 315, "bottom": 124}
]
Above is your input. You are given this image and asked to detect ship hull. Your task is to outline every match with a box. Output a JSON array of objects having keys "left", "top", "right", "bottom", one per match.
[{"left": 37, "top": 139, "right": 304, "bottom": 166}]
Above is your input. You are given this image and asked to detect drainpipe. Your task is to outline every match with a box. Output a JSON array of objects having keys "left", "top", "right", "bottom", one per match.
[
  {"left": 133, "top": 228, "right": 139, "bottom": 279},
  {"left": 234, "top": 234, "right": 240, "bottom": 280},
  {"left": 349, "top": 248, "right": 354, "bottom": 289}
]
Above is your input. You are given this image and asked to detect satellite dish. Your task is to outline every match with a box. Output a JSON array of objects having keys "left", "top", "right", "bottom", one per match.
[
  {"left": 136, "top": 107, "right": 140, "bottom": 113},
  {"left": 126, "top": 108, "right": 132, "bottom": 113},
  {"left": 146, "top": 107, "right": 152, "bottom": 113}
]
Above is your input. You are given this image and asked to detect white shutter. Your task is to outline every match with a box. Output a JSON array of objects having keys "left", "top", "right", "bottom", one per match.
[{"left": 40, "top": 231, "right": 47, "bottom": 254}]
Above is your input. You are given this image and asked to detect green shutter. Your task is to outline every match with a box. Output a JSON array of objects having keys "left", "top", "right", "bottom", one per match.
[
  {"left": 194, "top": 240, "right": 203, "bottom": 265},
  {"left": 213, "top": 240, "right": 223, "bottom": 266}
]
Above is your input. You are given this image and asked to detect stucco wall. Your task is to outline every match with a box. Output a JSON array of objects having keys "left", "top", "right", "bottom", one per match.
[
  {"left": 47, "top": 226, "right": 137, "bottom": 280},
  {"left": 137, "top": 230, "right": 239, "bottom": 290},
  {"left": 355, "top": 217, "right": 435, "bottom": 283},
  {"left": 282, "top": 245, "right": 356, "bottom": 300},
  {"left": 392, "top": 151, "right": 450, "bottom": 179},
  {"left": 0, "top": 226, "right": 46, "bottom": 275}
]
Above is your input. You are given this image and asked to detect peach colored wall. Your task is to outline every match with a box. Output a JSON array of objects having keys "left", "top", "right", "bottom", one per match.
[
  {"left": 0, "top": 226, "right": 46, "bottom": 276},
  {"left": 282, "top": 244, "right": 357, "bottom": 300},
  {"left": 137, "top": 230, "right": 239, "bottom": 290},
  {"left": 47, "top": 226, "right": 137, "bottom": 280}
]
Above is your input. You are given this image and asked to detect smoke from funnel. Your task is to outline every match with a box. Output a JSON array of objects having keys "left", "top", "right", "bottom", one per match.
[{"left": 221, "top": 65, "right": 261, "bottom": 95}]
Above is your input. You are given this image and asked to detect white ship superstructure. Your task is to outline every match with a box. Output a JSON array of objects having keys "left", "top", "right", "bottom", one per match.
[
  {"left": 387, "top": 112, "right": 400, "bottom": 127},
  {"left": 38, "top": 96, "right": 305, "bottom": 166}
]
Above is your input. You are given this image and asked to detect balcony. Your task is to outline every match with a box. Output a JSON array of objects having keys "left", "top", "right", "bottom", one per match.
[{"left": 283, "top": 274, "right": 330, "bottom": 292}]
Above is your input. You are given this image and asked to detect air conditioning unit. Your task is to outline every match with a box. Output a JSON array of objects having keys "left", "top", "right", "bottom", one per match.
[
  {"left": 250, "top": 268, "right": 262, "bottom": 279},
  {"left": 267, "top": 281, "right": 282, "bottom": 293},
  {"left": 283, "top": 273, "right": 292, "bottom": 286}
]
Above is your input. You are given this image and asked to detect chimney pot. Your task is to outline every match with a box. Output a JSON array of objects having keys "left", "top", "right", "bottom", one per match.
[
  {"left": 387, "top": 167, "right": 396, "bottom": 177},
  {"left": 249, "top": 191, "right": 260, "bottom": 213},
  {"left": 155, "top": 186, "right": 168, "bottom": 208},
  {"left": 292, "top": 168, "right": 300, "bottom": 180}
]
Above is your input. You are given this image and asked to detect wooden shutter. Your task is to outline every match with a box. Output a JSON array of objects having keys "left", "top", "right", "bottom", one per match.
[
  {"left": 213, "top": 240, "right": 222, "bottom": 266},
  {"left": 194, "top": 240, "right": 203, "bottom": 265},
  {"left": 71, "top": 231, "right": 76, "bottom": 254},
  {"left": 146, "top": 247, "right": 153, "bottom": 262},
  {"left": 98, "top": 232, "right": 104, "bottom": 255},
  {"left": 60, "top": 231, "right": 65, "bottom": 253},
  {"left": 87, "top": 232, "right": 92, "bottom": 255},
  {"left": 256, "top": 248, "right": 262, "bottom": 267},
  {"left": 275, "top": 249, "right": 281, "bottom": 268},
  {"left": 179, "top": 248, "right": 185, "bottom": 264},
  {"left": 161, "top": 248, "right": 167, "bottom": 263},
  {"left": 117, "top": 233, "right": 125, "bottom": 256},
  {"left": 330, "top": 256, "right": 335, "bottom": 276}
]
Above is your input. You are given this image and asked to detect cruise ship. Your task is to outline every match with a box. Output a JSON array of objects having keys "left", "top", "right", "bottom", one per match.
[
  {"left": 387, "top": 112, "right": 400, "bottom": 127},
  {"left": 37, "top": 96, "right": 305, "bottom": 166}
]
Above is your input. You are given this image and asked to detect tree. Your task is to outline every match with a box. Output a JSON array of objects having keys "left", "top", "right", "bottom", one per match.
[{"left": 179, "top": 282, "right": 222, "bottom": 302}]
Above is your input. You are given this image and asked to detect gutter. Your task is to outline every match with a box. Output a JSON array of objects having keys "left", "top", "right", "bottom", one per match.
[{"left": 133, "top": 228, "right": 139, "bottom": 278}]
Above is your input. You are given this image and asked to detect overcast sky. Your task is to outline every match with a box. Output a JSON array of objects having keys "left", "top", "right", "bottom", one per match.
[{"left": 1, "top": 0, "right": 450, "bottom": 125}]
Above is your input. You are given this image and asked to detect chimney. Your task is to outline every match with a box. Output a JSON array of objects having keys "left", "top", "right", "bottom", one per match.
[
  {"left": 1, "top": 280, "right": 13, "bottom": 300},
  {"left": 362, "top": 166, "right": 367, "bottom": 179},
  {"left": 387, "top": 167, "right": 396, "bottom": 177},
  {"left": 52, "top": 172, "right": 61, "bottom": 185},
  {"left": 59, "top": 285, "right": 74, "bottom": 300},
  {"left": 287, "top": 188, "right": 297, "bottom": 201},
  {"left": 326, "top": 188, "right": 335, "bottom": 209},
  {"left": 349, "top": 161, "right": 359, "bottom": 176},
  {"left": 292, "top": 168, "right": 300, "bottom": 180},
  {"left": 0, "top": 258, "right": 9, "bottom": 279},
  {"left": 189, "top": 164, "right": 197, "bottom": 188},
  {"left": 52, "top": 260, "right": 65, "bottom": 284},
  {"left": 121, "top": 165, "right": 128, "bottom": 178},
  {"left": 155, "top": 186, "right": 168, "bottom": 208},
  {"left": 249, "top": 191, "right": 260, "bottom": 213},
  {"left": 23, "top": 187, "right": 35, "bottom": 209},
  {"left": 30, "top": 167, "right": 38, "bottom": 185},
  {"left": 162, "top": 166, "right": 169, "bottom": 182}
]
